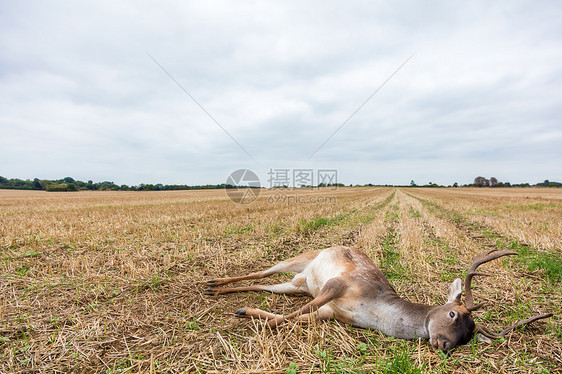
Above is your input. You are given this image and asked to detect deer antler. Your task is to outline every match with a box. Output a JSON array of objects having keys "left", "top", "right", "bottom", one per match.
[
  {"left": 464, "top": 249, "right": 518, "bottom": 311},
  {"left": 465, "top": 249, "right": 554, "bottom": 341},
  {"left": 475, "top": 313, "right": 554, "bottom": 340},
  {"left": 498, "top": 313, "right": 554, "bottom": 337}
]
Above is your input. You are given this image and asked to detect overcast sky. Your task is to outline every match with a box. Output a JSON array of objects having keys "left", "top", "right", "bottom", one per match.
[{"left": 1, "top": 1, "right": 561, "bottom": 186}]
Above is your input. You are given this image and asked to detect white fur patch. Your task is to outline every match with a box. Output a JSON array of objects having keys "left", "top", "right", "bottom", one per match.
[{"left": 447, "top": 278, "right": 463, "bottom": 303}]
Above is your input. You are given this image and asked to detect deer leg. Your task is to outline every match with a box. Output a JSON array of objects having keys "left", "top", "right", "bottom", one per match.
[
  {"left": 235, "top": 308, "right": 281, "bottom": 320},
  {"left": 234, "top": 277, "right": 346, "bottom": 328},
  {"left": 205, "top": 278, "right": 309, "bottom": 296},
  {"left": 235, "top": 304, "right": 335, "bottom": 325},
  {"left": 267, "top": 278, "right": 345, "bottom": 327},
  {"left": 292, "top": 305, "right": 336, "bottom": 325},
  {"left": 207, "top": 250, "right": 320, "bottom": 287}
]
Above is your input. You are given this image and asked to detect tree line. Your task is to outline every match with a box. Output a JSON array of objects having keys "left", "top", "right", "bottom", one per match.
[
  {"left": 472, "top": 176, "right": 561, "bottom": 188},
  {"left": 0, "top": 176, "right": 560, "bottom": 192},
  {"left": 0, "top": 176, "right": 242, "bottom": 192}
]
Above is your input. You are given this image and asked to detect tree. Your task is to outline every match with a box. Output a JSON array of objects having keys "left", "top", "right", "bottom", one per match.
[
  {"left": 39, "top": 180, "right": 52, "bottom": 189},
  {"left": 474, "top": 176, "right": 489, "bottom": 187},
  {"left": 490, "top": 177, "right": 499, "bottom": 187},
  {"left": 410, "top": 180, "right": 416, "bottom": 187}
]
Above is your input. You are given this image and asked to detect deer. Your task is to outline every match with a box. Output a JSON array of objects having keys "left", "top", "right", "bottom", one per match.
[{"left": 206, "top": 247, "right": 552, "bottom": 353}]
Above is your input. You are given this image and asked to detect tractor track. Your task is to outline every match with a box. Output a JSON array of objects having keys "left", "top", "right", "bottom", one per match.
[{"left": 404, "top": 190, "right": 501, "bottom": 250}]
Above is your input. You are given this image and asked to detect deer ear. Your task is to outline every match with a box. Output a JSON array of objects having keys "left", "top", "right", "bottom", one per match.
[{"left": 447, "top": 278, "right": 463, "bottom": 304}]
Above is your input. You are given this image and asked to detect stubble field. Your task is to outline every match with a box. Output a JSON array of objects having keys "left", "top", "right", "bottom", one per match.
[{"left": 0, "top": 187, "right": 561, "bottom": 373}]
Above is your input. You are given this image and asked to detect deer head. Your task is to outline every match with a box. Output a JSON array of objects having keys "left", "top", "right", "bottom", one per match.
[
  {"left": 426, "top": 249, "right": 552, "bottom": 353},
  {"left": 426, "top": 278, "right": 475, "bottom": 352}
]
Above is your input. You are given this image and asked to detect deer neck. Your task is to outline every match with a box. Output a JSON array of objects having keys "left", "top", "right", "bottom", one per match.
[{"left": 360, "top": 294, "right": 435, "bottom": 340}]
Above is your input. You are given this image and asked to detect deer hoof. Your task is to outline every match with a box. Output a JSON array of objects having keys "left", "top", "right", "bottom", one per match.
[
  {"left": 234, "top": 309, "right": 247, "bottom": 317},
  {"left": 207, "top": 279, "right": 216, "bottom": 285},
  {"left": 204, "top": 288, "right": 216, "bottom": 296}
]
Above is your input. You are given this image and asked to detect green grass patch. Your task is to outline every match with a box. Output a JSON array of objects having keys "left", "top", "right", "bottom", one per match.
[
  {"left": 185, "top": 318, "right": 201, "bottom": 331},
  {"left": 360, "top": 335, "right": 425, "bottom": 373},
  {"left": 379, "top": 204, "right": 407, "bottom": 281},
  {"left": 16, "top": 266, "right": 30, "bottom": 277},
  {"left": 297, "top": 212, "right": 351, "bottom": 233},
  {"left": 381, "top": 347, "right": 424, "bottom": 374},
  {"left": 135, "top": 273, "right": 171, "bottom": 292},
  {"left": 407, "top": 206, "right": 421, "bottom": 218},
  {"left": 483, "top": 229, "right": 562, "bottom": 284},
  {"left": 224, "top": 224, "right": 255, "bottom": 237},
  {"left": 509, "top": 241, "right": 562, "bottom": 283},
  {"left": 313, "top": 338, "right": 427, "bottom": 374},
  {"left": 406, "top": 192, "right": 562, "bottom": 284},
  {"left": 354, "top": 190, "right": 396, "bottom": 225},
  {"left": 298, "top": 190, "right": 396, "bottom": 234},
  {"left": 18, "top": 250, "right": 42, "bottom": 259},
  {"left": 380, "top": 233, "right": 402, "bottom": 280},
  {"left": 505, "top": 202, "right": 561, "bottom": 211},
  {"left": 298, "top": 217, "right": 330, "bottom": 233}
]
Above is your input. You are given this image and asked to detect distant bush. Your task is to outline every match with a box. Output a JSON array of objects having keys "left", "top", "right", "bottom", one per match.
[{"left": 46, "top": 184, "right": 69, "bottom": 192}]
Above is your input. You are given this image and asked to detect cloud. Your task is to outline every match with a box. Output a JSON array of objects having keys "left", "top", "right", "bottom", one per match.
[{"left": 1, "top": 1, "right": 561, "bottom": 186}]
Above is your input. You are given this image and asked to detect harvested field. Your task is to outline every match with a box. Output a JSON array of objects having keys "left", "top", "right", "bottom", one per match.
[{"left": 0, "top": 187, "right": 561, "bottom": 373}]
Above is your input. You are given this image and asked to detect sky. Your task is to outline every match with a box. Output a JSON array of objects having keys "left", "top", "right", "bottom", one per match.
[{"left": 1, "top": 1, "right": 561, "bottom": 186}]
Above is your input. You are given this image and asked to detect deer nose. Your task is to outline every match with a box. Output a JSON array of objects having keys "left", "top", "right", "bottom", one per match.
[
  {"left": 432, "top": 335, "right": 452, "bottom": 353},
  {"left": 430, "top": 336, "right": 440, "bottom": 350}
]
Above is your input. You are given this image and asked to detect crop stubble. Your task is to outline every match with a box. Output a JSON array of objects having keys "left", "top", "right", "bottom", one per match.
[{"left": 0, "top": 187, "right": 560, "bottom": 373}]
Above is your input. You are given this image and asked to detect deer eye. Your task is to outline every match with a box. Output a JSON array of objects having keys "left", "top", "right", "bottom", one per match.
[{"left": 449, "top": 311, "right": 456, "bottom": 318}]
